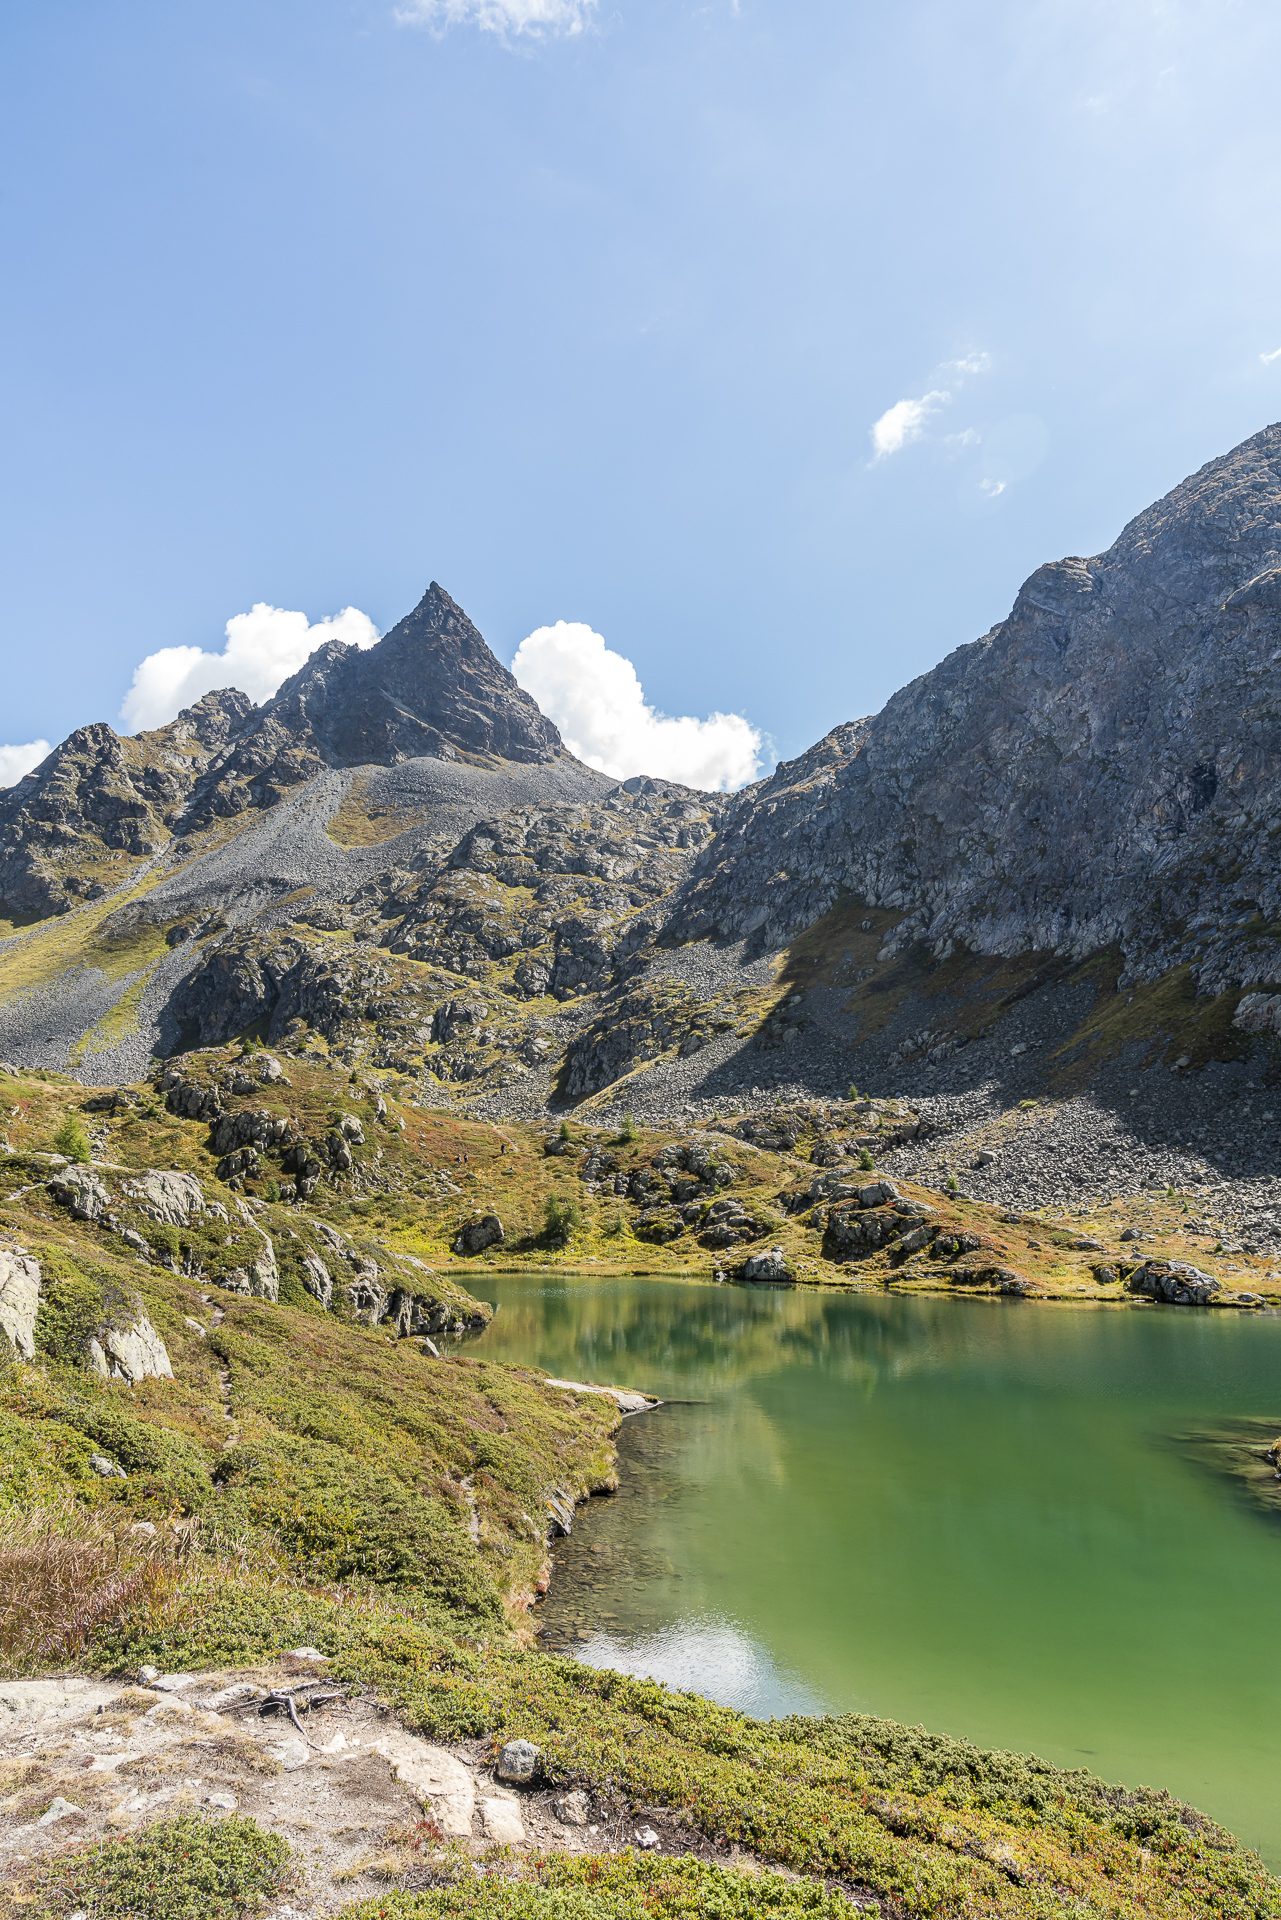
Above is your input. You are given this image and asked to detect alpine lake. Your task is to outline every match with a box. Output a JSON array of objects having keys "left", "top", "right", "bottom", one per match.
[{"left": 466, "top": 1270, "right": 1281, "bottom": 1867}]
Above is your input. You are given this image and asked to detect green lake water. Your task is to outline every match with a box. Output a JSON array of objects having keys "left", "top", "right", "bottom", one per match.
[{"left": 468, "top": 1274, "right": 1281, "bottom": 1865}]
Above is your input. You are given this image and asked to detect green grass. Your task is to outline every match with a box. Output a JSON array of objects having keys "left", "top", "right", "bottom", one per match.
[{"left": 5, "top": 1814, "right": 292, "bottom": 1920}]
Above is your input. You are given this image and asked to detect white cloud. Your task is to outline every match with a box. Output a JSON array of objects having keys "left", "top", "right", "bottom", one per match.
[
  {"left": 868, "top": 350, "right": 992, "bottom": 462},
  {"left": 869, "top": 390, "right": 950, "bottom": 459},
  {"left": 1262, "top": 346, "right": 1281, "bottom": 365},
  {"left": 511, "top": 621, "right": 764, "bottom": 792},
  {"left": 120, "top": 604, "right": 379, "bottom": 734},
  {"left": 979, "top": 477, "right": 1007, "bottom": 497},
  {"left": 395, "top": 0, "right": 594, "bottom": 36},
  {"left": 0, "top": 740, "right": 51, "bottom": 788}
]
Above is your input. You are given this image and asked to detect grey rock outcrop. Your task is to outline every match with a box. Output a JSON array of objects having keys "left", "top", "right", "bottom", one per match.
[
  {"left": 1127, "top": 1260, "right": 1222, "bottom": 1305},
  {"left": 665, "top": 422, "right": 1281, "bottom": 997},
  {"left": 0, "top": 1245, "right": 40, "bottom": 1359},
  {"left": 47, "top": 1164, "right": 112, "bottom": 1223},
  {"left": 120, "top": 1170, "right": 214, "bottom": 1228},
  {"left": 86, "top": 1312, "right": 174, "bottom": 1384}
]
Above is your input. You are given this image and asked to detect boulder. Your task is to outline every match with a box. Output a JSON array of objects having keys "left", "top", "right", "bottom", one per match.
[
  {"left": 0, "top": 1245, "right": 40, "bottom": 1359},
  {"left": 47, "top": 1164, "right": 111, "bottom": 1222},
  {"left": 1233, "top": 992, "right": 1281, "bottom": 1036},
  {"left": 1127, "top": 1261, "right": 1221, "bottom": 1306},
  {"left": 452, "top": 1214, "right": 504, "bottom": 1255},
  {"left": 555, "top": 1789, "right": 590, "bottom": 1826},
  {"left": 742, "top": 1247, "right": 793, "bottom": 1282},
  {"left": 336, "top": 1112, "right": 364, "bottom": 1143},
  {"left": 120, "top": 1170, "right": 211, "bottom": 1228},
  {"left": 496, "top": 1738, "right": 540, "bottom": 1783},
  {"left": 86, "top": 1314, "right": 174, "bottom": 1384}
]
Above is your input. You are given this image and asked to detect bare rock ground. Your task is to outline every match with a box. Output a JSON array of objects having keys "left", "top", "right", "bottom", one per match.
[{"left": 1, "top": 1657, "right": 722, "bottom": 1916}]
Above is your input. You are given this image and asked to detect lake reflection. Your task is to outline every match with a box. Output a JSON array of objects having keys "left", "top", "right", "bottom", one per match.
[{"left": 470, "top": 1272, "right": 1281, "bottom": 1863}]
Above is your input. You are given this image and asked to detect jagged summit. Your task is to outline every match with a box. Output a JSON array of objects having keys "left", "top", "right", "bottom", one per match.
[{"left": 180, "top": 583, "right": 567, "bottom": 827}]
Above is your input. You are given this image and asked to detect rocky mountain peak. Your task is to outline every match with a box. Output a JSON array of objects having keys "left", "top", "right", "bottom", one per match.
[
  {"left": 668, "top": 419, "right": 1281, "bottom": 999},
  {"left": 181, "top": 585, "right": 567, "bottom": 827}
]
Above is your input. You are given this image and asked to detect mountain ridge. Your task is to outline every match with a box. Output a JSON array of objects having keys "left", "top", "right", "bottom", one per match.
[{"left": 3, "top": 428, "right": 1281, "bottom": 1208}]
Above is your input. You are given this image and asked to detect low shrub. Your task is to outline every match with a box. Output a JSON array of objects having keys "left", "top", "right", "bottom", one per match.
[
  {"left": 11, "top": 1814, "right": 292, "bottom": 1920},
  {"left": 337, "top": 1852, "right": 855, "bottom": 1920}
]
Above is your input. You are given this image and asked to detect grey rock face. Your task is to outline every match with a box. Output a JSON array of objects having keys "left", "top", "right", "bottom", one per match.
[
  {"left": 0, "top": 690, "right": 254, "bottom": 919},
  {"left": 0, "top": 1245, "right": 40, "bottom": 1359},
  {"left": 665, "top": 422, "right": 1281, "bottom": 995}
]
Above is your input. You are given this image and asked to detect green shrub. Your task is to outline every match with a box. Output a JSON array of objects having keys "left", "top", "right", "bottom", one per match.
[
  {"left": 847, "top": 1083, "right": 858, "bottom": 1100},
  {"left": 264, "top": 1179, "right": 281, "bottom": 1203},
  {"left": 542, "top": 1195, "right": 582, "bottom": 1246},
  {"left": 946, "top": 1174, "right": 959, "bottom": 1195},
  {"left": 618, "top": 1111, "right": 637, "bottom": 1144},
  {"left": 557, "top": 1120, "right": 572, "bottom": 1143},
  {"left": 337, "top": 1853, "right": 856, "bottom": 1920},
  {"left": 17, "top": 1814, "right": 291, "bottom": 1920},
  {"left": 52, "top": 1115, "right": 92, "bottom": 1164},
  {"left": 34, "top": 1277, "right": 103, "bottom": 1367},
  {"left": 857, "top": 1148, "right": 874, "bottom": 1172}
]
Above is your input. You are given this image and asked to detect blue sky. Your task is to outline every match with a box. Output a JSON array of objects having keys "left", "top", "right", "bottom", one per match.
[{"left": 5, "top": 0, "right": 1281, "bottom": 784}]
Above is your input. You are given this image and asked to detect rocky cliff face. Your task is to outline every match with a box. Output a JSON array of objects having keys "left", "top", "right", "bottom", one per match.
[
  {"left": 667, "top": 422, "right": 1281, "bottom": 1000},
  {"left": 0, "top": 690, "right": 254, "bottom": 920}
]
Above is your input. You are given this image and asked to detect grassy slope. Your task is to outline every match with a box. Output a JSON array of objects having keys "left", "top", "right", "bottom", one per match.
[{"left": 3, "top": 1060, "right": 1280, "bottom": 1917}]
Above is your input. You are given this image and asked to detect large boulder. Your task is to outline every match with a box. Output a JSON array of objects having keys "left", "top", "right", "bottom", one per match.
[
  {"left": 742, "top": 1248, "right": 794, "bottom": 1283},
  {"left": 1127, "top": 1261, "right": 1221, "bottom": 1306},
  {"left": 47, "top": 1164, "right": 111, "bottom": 1223},
  {"left": 452, "top": 1214, "right": 504, "bottom": 1256}
]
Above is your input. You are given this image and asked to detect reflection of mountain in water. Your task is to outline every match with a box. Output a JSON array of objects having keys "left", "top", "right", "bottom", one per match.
[{"left": 472, "top": 1271, "right": 1052, "bottom": 1402}]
